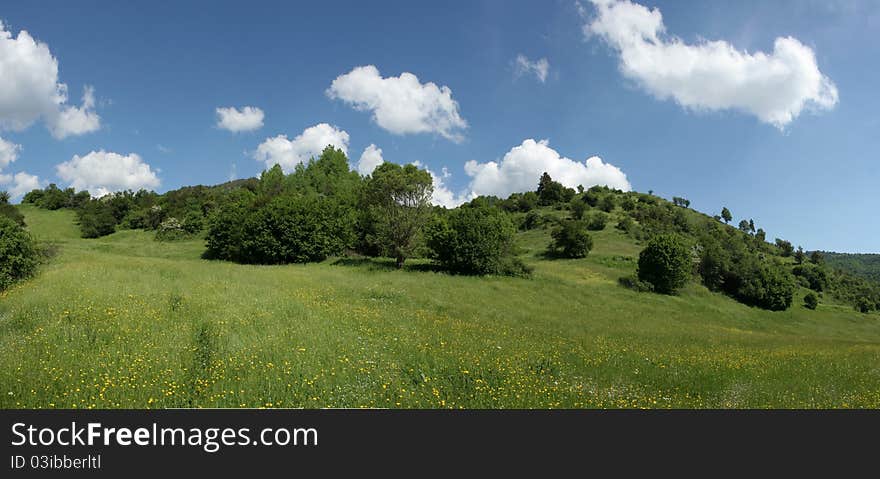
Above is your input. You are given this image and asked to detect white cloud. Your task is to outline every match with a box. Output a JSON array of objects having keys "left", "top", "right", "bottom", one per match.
[
  {"left": 0, "top": 171, "right": 41, "bottom": 200},
  {"left": 56, "top": 150, "right": 160, "bottom": 197},
  {"left": 463, "top": 139, "right": 631, "bottom": 198},
  {"left": 357, "top": 143, "right": 385, "bottom": 176},
  {"left": 327, "top": 65, "right": 468, "bottom": 142},
  {"left": 411, "top": 161, "right": 469, "bottom": 209},
  {"left": 254, "top": 123, "right": 349, "bottom": 173},
  {"left": 0, "top": 136, "right": 21, "bottom": 170},
  {"left": 216, "top": 106, "right": 264, "bottom": 132},
  {"left": 514, "top": 55, "right": 550, "bottom": 83},
  {"left": 584, "top": 0, "right": 838, "bottom": 128},
  {"left": 0, "top": 22, "right": 101, "bottom": 138}
]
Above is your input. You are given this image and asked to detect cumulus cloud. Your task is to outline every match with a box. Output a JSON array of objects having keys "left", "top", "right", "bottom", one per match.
[
  {"left": 56, "top": 150, "right": 160, "bottom": 197},
  {"left": 254, "top": 123, "right": 349, "bottom": 172},
  {"left": 584, "top": 0, "right": 838, "bottom": 128},
  {"left": 327, "top": 65, "right": 468, "bottom": 142},
  {"left": 464, "top": 139, "right": 631, "bottom": 198},
  {"left": 0, "top": 171, "right": 42, "bottom": 200},
  {"left": 410, "top": 161, "right": 469, "bottom": 209},
  {"left": 216, "top": 106, "right": 265, "bottom": 132},
  {"left": 514, "top": 55, "right": 550, "bottom": 83},
  {"left": 357, "top": 144, "right": 385, "bottom": 176},
  {"left": 0, "top": 21, "right": 101, "bottom": 138},
  {"left": 0, "top": 136, "right": 21, "bottom": 170}
]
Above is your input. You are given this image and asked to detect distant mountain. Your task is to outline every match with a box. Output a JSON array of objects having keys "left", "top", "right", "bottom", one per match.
[{"left": 821, "top": 252, "right": 880, "bottom": 283}]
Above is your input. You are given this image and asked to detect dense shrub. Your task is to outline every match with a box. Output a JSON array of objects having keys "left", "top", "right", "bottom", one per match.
[
  {"left": 585, "top": 212, "right": 608, "bottom": 231},
  {"left": 206, "top": 194, "right": 355, "bottom": 264},
  {"left": 0, "top": 216, "right": 39, "bottom": 291},
  {"left": 155, "top": 217, "right": 188, "bottom": 241},
  {"left": 1, "top": 202, "right": 25, "bottom": 226},
  {"left": 637, "top": 234, "right": 692, "bottom": 294},
  {"left": 520, "top": 210, "right": 546, "bottom": 231},
  {"left": 549, "top": 220, "right": 593, "bottom": 258},
  {"left": 77, "top": 201, "right": 117, "bottom": 238},
  {"left": 735, "top": 264, "right": 796, "bottom": 311},
  {"left": 792, "top": 264, "right": 827, "bottom": 292},
  {"left": 570, "top": 198, "right": 588, "bottom": 220},
  {"left": 804, "top": 292, "right": 818, "bottom": 310},
  {"left": 618, "top": 274, "right": 654, "bottom": 293},
  {"left": 426, "top": 207, "right": 528, "bottom": 276}
]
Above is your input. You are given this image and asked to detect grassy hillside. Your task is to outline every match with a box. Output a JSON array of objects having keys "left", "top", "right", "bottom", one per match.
[{"left": 2, "top": 204, "right": 879, "bottom": 408}]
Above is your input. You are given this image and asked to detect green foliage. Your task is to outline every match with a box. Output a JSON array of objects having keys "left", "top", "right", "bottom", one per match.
[
  {"left": 821, "top": 252, "right": 880, "bottom": 283},
  {"left": 598, "top": 195, "right": 616, "bottom": 213},
  {"left": 804, "top": 292, "right": 819, "bottom": 310},
  {"left": 0, "top": 216, "right": 39, "bottom": 291},
  {"left": 775, "top": 239, "right": 794, "bottom": 257},
  {"left": 585, "top": 212, "right": 608, "bottom": 231},
  {"left": 364, "top": 163, "right": 433, "bottom": 268},
  {"left": 569, "top": 197, "right": 588, "bottom": 220},
  {"left": 1, "top": 202, "right": 25, "bottom": 226},
  {"left": 721, "top": 207, "right": 732, "bottom": 224},
  {"left": 637, "top": 234, "right": 692, "bottom": 295},
  {"left": 155, "top": 217, "right": 188, "bottom": 242},
  {"left": 618, "top": 274, "right": 655, "bottom": 293},
  {"left": 536, "top": 172, "right": 573, "bottom": 206},
  {"left": 76, "top": 201, "right": 117, "bottom": 238},
  {"left": 426, "top": 207, "right": 528, "bottom": 276},
  {"left": 207, "top": 193, "right": 354, "bottom": 264},
  {"left": 792, "top": 264, "right": 828, "bottom": 292},
  {"left": 549, "top": 220, "right": 593, "bottom": 258}
]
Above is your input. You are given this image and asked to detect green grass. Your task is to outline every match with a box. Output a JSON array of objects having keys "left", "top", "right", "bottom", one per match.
[{"left": 2, "top": 204, "right": 879, "bottom": 408}]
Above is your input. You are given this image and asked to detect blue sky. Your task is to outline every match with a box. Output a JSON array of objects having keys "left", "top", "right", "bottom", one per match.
[{"left": 0, "top": 0, "right": 878, "bottom": 252}]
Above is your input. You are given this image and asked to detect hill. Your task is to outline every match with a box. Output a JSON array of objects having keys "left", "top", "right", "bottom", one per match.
[
  {"left": 2, "top": 203, "right": 879, "bottom": 408},
  {"left": 822, "top": 252, "right": 880, "bottom": 283}
]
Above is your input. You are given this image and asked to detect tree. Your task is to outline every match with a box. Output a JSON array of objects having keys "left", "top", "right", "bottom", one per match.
[
  {"left": 775, "top": 239, "right": 794, "bottom": 257},
  {"left": 0, "top": 191, "right": 9, "bottom": 204},
  {"left": 569, "top": 197, "right": 587, "bottom": 220},
  {"left": 794, "top": 246, "right": 805, "bottom": 264},
  {"left": 549, "top": 220, "right": 593, "bottom": 258},
  {"left": 755, "top": 228, "right": 767, "bottom": 243},
  {"left": 803, "top": 292, "right": 818, "bottom": 310},
  {"left": 721, "top": 207, "right": 732, "bottom": 224},
  {"left": 810, "top": 251, "right": 824, "bottom": 265},
  {"left": 77, "top": 201, "right": 118, "bottom": 238},
  {"left": 426, "top": 207, "right": 528, "bottom": 276},
  {"left": 748, "top": 219, "right": 756, "bottom": 233},
  {"left": 0, "top": 216, "right": 39, "bottom": 291},
  {"left": 365, "top": 163, "right": 433, "bottom": 269},
  {"left": 637, "top": 234, "right": 692, "bottom": 295},
  {"left": 536, "top": 172, "right": 568, "bottom": 206},
  {"left": 672, "top": 197, "right": 690, "bottom": 208},
  {"left": 738, "top": 219, "right": 751, "bottom": 234}
]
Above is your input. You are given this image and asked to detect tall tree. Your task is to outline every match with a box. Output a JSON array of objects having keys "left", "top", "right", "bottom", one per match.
[
  {"left": 365, "top": 163, "right": 433, "bottom": 269},
  {"left": 721, "top": 207, "right": 732, "bottom": 224}
]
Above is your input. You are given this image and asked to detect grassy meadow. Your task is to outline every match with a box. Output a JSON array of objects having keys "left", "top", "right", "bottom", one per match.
[{"left": 1, "top": 204, "right": 879, "bottom": 408}]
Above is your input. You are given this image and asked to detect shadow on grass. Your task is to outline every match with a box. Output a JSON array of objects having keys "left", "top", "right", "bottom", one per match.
[{"left": 330, "top": 257, "right": 444, "bottom": 273}]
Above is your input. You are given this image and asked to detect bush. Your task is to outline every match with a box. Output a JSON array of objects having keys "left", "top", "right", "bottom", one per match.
[
  {"left": 735, "top": 264, "right": 796, "bottom": 311},
  {"left": 637, "top": 234, "right": 692, "bottom": 295},
  {"left": 792, "top": 264, "right": 827, "bottom": 292},
  {"left": 549, "top": 220, "right": 592, "bottom": 258},
  {"left": 520, "top": 210, "right": 545, "bottom": 231},
  {"left": 426, "top": 207, "right": 528, "bottom": 276},
  {"left": 0, "top": 203, "right": 25, "bottom": 226},
  {"left": 0, "top": 216, "right": 39, "bottom": 291},
  {"left": 804, "top": 292, "right": 818, "bottom": 310},
  {"left": 206, "top": 193, "right": 355, "bottom": 264},
  {"left": 182, "top": 210, "right": 204, "bottom": 234},
  {"left": 585, "top": 212, "right": 608, "bottom": 231},
  {"left": 570, "top": 198, "right": 587, "bottom": 220},
  {"left": 155, "top": 217, "right": 188, "bottom": 241},
  {"left": 618, "top": 274, "right": 654, "bottom": 293},
  {"left": 77, "top": 201, "right": 117, "bottom": 238},
  {"left": 855, "top": 297, "right": 872, "bottom": 314}
]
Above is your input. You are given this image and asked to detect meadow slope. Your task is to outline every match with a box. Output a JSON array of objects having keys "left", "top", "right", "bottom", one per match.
[{"left": 1, "top": 205, "right": 879, "bottom": 408}]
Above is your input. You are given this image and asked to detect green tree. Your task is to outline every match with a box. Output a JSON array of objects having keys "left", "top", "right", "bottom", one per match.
[
  {"left": 775, "top": 239, "right": 794, "bottom": 257},
  {"left": 364, "top": 163, "right": 433, "bottom": 269},
  {"left": 809, "top": 251, "right": 824, "bottom": 265},
  {"left": 426, "top": 207, "right": 527, "bottom": 276},
  {"left": 549, "top": 220, "right": 593, "bottom": 258},
  {"left": 803, "top": 292, "right": 818, "bottom": 310},
  {"left": 721, "top": 207, "right": 732, "bottom": 224},
  {"left": 536, "top": 172, "right": 566, "bottom": 206},
  {"left": 637, "top": 234, "right": 692, "bottom": 295},
  {"left": 794, "top": 246, "right": 805, "bottom": 264},
  {"left": 738, "top": 219, "right": 751, "bottom": 233},
  {"left": 0, "top": 216, "right": 39, "bottom": 291}
]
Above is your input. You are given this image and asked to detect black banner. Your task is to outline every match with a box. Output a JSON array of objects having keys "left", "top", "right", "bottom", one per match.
[{"left": 2, "top": 409, "right": 877, "bottom": 475}]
